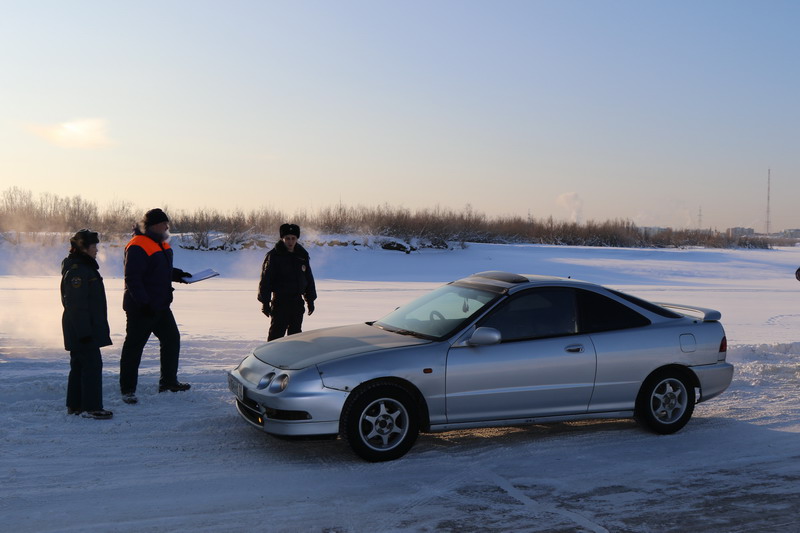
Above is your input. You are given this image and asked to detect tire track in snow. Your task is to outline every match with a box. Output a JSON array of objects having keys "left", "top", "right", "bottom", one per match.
[
  {"left": 479, "top": 468, "right": 610, "bottom": 533},
  {"left": 764, "top": 313, "right": 800, "bottom": 326}
]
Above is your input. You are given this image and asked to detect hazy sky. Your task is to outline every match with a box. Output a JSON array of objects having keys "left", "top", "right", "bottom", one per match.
[{"left": 2, "top": 1, "right": 798, "bottom": 231}]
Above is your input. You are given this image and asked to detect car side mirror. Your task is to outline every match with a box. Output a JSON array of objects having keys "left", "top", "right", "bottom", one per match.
[{"left": 468, "top": 327, "right": 502, "bottom": 346}]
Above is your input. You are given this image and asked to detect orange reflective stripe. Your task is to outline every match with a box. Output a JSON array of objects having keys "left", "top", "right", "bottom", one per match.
[{"left": 125, "top": 235, "right": 171, "bottom": 256}]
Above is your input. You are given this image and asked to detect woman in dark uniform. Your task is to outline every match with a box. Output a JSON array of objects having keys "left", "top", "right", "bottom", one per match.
[
  {"left": 61, "top": 229, "right": 113, "bottom": 419},
  {"left": 257, "top": 223, "right": 317, "bottom": 341}
]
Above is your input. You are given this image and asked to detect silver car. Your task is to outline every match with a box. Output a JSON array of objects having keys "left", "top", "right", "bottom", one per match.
[{"left": 228, "top": 271, "right": 733, "bottom": 461}]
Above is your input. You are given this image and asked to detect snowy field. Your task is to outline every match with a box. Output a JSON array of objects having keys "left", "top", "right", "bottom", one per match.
[{"left": 2, "top": 241, "right": 800, "bottom": 532}]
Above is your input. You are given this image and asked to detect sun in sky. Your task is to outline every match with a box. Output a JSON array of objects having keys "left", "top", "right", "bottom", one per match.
[{"left": 26, "top": 118, "right": 113, "bottom": 149}]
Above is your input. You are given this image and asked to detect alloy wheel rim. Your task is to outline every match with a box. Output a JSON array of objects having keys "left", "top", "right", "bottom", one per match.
[
  {"left": 359, "top": 397, "right": 409, "bottom": 451},
  {"left": 650, "top": 378, "right": 687, "bottom": 423}
]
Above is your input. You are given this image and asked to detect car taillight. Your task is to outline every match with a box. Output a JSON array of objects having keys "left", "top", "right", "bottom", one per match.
[{"left": 718, "top": 336, "right": 727, "bottom": 361}]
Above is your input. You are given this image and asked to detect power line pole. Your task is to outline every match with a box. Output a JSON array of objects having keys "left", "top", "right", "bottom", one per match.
[{"left": 765, "top": 168, "right": 771, "bottom": 235}]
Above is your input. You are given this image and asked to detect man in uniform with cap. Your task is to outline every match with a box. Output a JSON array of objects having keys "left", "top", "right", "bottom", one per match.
[
  {"left": 60, "top": 229, "right": 113, "bottom": 419},
  {"left": 258, "top": 223, "right": 317, "bottom": 341},
  {"left": 119, "top": 208, "right": 192, "bottom": 404}
]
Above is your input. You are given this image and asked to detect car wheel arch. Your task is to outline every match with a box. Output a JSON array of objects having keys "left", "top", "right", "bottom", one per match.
[
  {"left": 340, "top": 377, "right": 431, "bottom": 433},
  {"left": 645, "top": 364, "right": 699, "bottom": 388}
]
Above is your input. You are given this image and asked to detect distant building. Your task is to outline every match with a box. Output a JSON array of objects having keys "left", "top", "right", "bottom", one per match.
[
  {"left": 727, "top": 227, "right": 755, "bottom": 238},
  {"left": 639, "top": 226, "right": 669, "bottom": 237},
  {"left": 782, "top": 229, "right": 800, "bottom": 238}
]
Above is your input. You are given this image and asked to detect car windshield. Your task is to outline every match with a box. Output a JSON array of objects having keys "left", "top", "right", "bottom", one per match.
[{"left": 373, "top": 283, "right": 500, "bottom": 340}]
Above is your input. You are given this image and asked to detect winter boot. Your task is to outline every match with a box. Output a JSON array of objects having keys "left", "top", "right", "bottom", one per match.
[
  {"left": 122, "top": 393, "right": 138, "bottom": 405},
  {"left": 159, "top": 382, "right": 191, "bottom": 393},
  {"left": 82, "top": 409, "right": 113, "bottom": 420}
]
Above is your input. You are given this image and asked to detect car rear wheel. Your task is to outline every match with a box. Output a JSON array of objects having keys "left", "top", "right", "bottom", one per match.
[
  {"left": 342, "top": 382, "right": 419, "bottom": 462},
  {"left": 636, "top": 372, "right": 695, "bottom": 434}
]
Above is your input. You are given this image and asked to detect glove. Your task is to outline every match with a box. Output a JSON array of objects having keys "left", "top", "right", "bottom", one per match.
[
  {"left": 261, "top": 303, "right": 271, "bottom": 317},
  {"left": 79, "top": 336, "right": 92, "bottom": 344},
  {"left": 306, "top": 300, "right": 315, "bottom": 316},
  {"left": 173, "top": 268, "right": 191, "bottom": 284},
  {"left": 140, "top": 304, "right": 155, "bottom": 317}
]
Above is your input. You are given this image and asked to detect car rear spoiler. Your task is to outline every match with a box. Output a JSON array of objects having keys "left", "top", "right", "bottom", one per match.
[{"left": 656, "top": 303, "right": 721, "bottom": 322}]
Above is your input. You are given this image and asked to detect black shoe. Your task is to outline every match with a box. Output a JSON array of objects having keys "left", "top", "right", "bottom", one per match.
[
  {"left": 82, "top": 409, "right": 113, "bottom": 420},
  {"left": 159, "top": 382, "right": 191, "bottom": 393},
  {"left": 67, "top": 407, "right": 82, "bottom": 415},
  {"left": 122, "top": 393, "right": 138, "bottom": 405}
]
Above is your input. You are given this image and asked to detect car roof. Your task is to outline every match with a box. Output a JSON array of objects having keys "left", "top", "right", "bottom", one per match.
[
  {"left": 456, "top": 271, "right": 691, "bottom": 320},
  {"left": 456, "top": 271, "right": 601, "bottom": 293}
]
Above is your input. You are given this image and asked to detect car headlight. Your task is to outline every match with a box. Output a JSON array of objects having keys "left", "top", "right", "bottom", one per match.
[
  {"left": 269, "top": 374, "right": 290, "bottom": 393},
  {"left": 257, "top": 372, "right": 276, "bottom": 390}
]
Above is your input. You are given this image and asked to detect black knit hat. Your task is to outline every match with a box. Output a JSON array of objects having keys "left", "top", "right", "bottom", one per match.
[
  {"left": 70, "top": 229, "right": 99, "bottom": 250},
  {"left": 279, "top": 223, "right": 300, "bottom": 238},
  {"left": 142, "top": 208, "right": 169, "bottom": 227}
]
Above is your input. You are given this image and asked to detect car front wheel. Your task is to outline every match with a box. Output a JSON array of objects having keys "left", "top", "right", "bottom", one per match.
[
  {"left": 342, "top": 382, "right": 419, "bottom": 462},
  {"left": 636, "top": 372, "right": 695, "bottom": 434}
]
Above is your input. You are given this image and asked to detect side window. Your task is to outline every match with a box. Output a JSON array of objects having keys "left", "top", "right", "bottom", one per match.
[
  {"left": 480, "top": 288, "right": 577, "bottom": 341},
  {"left": 576, "top": 289, "right": 651, "bottom": 333}
]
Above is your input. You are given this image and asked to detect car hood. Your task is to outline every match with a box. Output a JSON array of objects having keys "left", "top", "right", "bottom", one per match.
[{"left": 252, "top": 323, "right": 431, "bottom": 369}]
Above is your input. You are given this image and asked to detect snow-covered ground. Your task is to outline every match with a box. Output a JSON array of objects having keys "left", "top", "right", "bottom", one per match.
[{"left": 2, "top": 241, "right": 800, "bottom": 532}]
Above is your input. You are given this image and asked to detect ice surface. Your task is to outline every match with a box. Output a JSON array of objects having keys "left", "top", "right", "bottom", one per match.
[{"left": 2, "top": 241, "right": 799, "bottom": 532}]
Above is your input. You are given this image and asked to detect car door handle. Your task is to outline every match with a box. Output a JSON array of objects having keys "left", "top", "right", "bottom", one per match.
[{"left": 565, "top": 344, "right": 584, "bottom": 353}]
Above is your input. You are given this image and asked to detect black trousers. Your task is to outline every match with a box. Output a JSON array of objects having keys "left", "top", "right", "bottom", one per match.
[
  {"left": 67, "top": 346, "right": 104, "bottom": 411},
  {"left": 268, "top": 297, "right": 305, "bottom": 341},
  {"left": 119, "top": 307, "right": 180, "bottom": 394}
]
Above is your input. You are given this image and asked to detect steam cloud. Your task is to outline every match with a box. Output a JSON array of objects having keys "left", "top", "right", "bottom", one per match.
[{"left": 557, "top": 192, "right": 583, "bottom": 224}]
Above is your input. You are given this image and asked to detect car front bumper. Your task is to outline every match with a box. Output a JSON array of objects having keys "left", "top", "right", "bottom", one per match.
[{"left": 227, "top": 366, "right": 347, "bottom": 437}]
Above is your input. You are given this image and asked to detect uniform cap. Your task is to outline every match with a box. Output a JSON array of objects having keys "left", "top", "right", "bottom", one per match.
[
  {"left": 143, "top": 208, "right": 169, "bottom": 227},
  {"left": 280, "top": 223, "right": 300, "bottom": 238},
  {"left": 70, "top": 229, "right": 99, "bottom": 249}
]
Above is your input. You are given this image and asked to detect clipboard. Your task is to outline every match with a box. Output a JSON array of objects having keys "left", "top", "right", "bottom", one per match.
[{"left": 185, "top": 268, "right": 220, "bottom": 283}]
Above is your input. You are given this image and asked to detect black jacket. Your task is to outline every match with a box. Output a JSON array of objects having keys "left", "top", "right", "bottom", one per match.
[
  {"left": 258, "top": 241, "right": 317, "bottom": 304},
  {"left": 123, "top": 228, "right": 180, "bottom": 312},
  {"left": 60, "top": 252, "right": 112, "bottom": 351}
]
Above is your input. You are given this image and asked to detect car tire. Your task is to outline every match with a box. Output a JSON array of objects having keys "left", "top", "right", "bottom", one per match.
[
  {"left": 341, "top": 382, "right": 419, "bottom": 462},
  {"left": 636, "top": 371, "right": 695, "bottom": 434}
]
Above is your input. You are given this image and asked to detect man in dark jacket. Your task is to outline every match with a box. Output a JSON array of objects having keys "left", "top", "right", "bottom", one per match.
[
  {"left": 258, "top": 223, "right": 317, "bottom": 341},
  {"left": 61, "top": 229, "right": 113, "bottom": 419},
  {"left": 119, "top": 208, "right": 191, "bottom": 404}
]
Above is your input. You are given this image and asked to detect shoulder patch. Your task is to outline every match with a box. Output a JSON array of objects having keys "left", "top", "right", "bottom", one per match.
[{"left": 70, "top": 277, "right": 82, "bottom": 289}]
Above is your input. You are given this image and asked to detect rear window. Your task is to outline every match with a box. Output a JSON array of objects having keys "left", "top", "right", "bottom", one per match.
[
  {"left": 577, "top": 289, "right": 651, "bottom": 333},
  {"left": 607, "top": 289, "right": 683, "bottom": 319}
]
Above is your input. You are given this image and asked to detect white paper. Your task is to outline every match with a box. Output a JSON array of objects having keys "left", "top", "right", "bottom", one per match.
[{"left": 185, "top": 268, "right": 220, "bottom": 283}]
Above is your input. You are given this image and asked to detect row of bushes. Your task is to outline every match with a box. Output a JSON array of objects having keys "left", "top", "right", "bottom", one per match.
[{"left": 0, "top": 187, "right": 778, "bottom": 250}]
